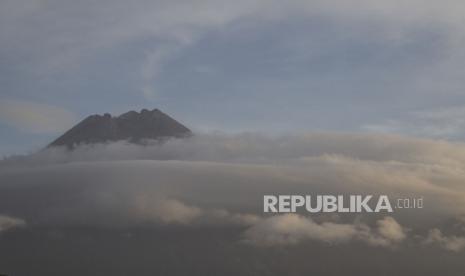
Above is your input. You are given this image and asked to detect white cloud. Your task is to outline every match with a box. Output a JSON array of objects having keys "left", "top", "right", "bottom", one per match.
[
  {"left": 0, "top": 99, "right": 77, "bottom": 134},
  {"left": 243, "top": 214, "right": 359, "bottom": 245},
  {"left": 376, "top": 216, "right": 407, "bottom": 242},
  {"left": 359, "top": 216, "right": 407, "bottom": 247},
  {"left": 140, "top": 44, "right": 185, "bottom": 100},
  {"left": 0, "top": 215, "right": 26, "bottom": 233},
  {"left": 243, "top": 215, "right": 407, "bottom": 247},
  {"left": 133, "top": 198, "right": 202, "bottom": 224},
  {"left": 424, "top": 228, "right": 465, "bottom": 252}
]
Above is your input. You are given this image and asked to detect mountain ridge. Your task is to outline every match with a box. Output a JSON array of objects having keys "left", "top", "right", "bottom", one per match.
[{"left": 49, "top": 108, "right": 191, "bottom": 148}]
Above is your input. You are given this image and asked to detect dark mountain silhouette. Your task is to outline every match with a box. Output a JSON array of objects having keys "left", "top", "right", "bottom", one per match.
[{"left": 49, "top": 108, "right": 191, "bottom": 148}]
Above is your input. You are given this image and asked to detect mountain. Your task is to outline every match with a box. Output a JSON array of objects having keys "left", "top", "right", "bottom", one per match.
[{"left": 49, "top": 108, "right": 191, "bottom": 148}]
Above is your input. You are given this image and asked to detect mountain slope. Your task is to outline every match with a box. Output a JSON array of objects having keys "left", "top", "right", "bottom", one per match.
[{"left": 49, "top": 108, "right": 191, "bottom": 148}]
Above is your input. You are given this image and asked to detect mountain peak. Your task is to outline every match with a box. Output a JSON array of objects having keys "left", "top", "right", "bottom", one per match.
[{"left": 49, "top": 108, "right": 191, "bottom": 148}]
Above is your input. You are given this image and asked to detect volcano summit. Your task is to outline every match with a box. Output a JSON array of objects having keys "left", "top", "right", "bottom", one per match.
[{"left": 49, "top": 108, "right": 191, "bottom": 148}]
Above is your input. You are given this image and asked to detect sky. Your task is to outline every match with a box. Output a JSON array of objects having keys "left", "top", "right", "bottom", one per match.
[
  {"left": 2, "top": 2, "right": 465, "bottom": 274},
  {"left": 1, "top": 0, "right": 465, "bottom": 156}
]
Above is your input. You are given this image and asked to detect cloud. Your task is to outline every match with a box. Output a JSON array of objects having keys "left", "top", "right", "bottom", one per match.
[
  {"left": 140, "top": 44, "right": 185, "bottom": 100},
  {"left": 0, "top": 99, "right": 76, "bottom": 134},
  {"left": 0, "top": 214, "right": 26, "bottom": 233},
  {"left": 0, "top": 132, "right": 464, "bottom": 252},
  {"left": 2, "top": 131, "right": 465, "bottom": 276},
  {"left": 2, "top": 0, "right": 465, "bottom": 99},
  {"left": 363, "top": 105, "right": 465, "bottom": 139},
  {"left": 3, "top": 132, "right": 465, "bottom": 220},
  {"left": 243, "top": 214, "right": 359, "bottom": 245},
  {"left": 360, "top": 216, "right": 407, "bottom": 247},
  {"left": 243, "top": 215, "right": 406, "bottom": 247},
  {"left": 133, "top": 198, "right": 202, "bottom": 224},
  {"left": 424, "top": 228, "right": 465, "bottom": 252},
  {"left": 4, "top": 132, "right": 465, "bottom": 221},
  {"left": 6, "top": 132, "right": 465, "bottom": 167},
  {"left": 376, "top": 216, "right": 407, "bottom": 242},
  {"left": 0, "top": 0, "right": 261, "bottom": 73}
]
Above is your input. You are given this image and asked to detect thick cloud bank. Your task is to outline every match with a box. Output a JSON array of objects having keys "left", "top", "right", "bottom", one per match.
[
  {"left": 1, "top": 132, "right": 465, "bottom": 275},
  {"left": 2, "top": 133, "right": 465, "bottom": 243}
]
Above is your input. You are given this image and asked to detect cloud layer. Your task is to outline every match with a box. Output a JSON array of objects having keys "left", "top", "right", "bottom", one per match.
[
  {"left": 2, "top": 132, "right": 465, "bottom": 275},
  {"left": 2, "top": 133, "right": 465, "bottom": 250}
]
